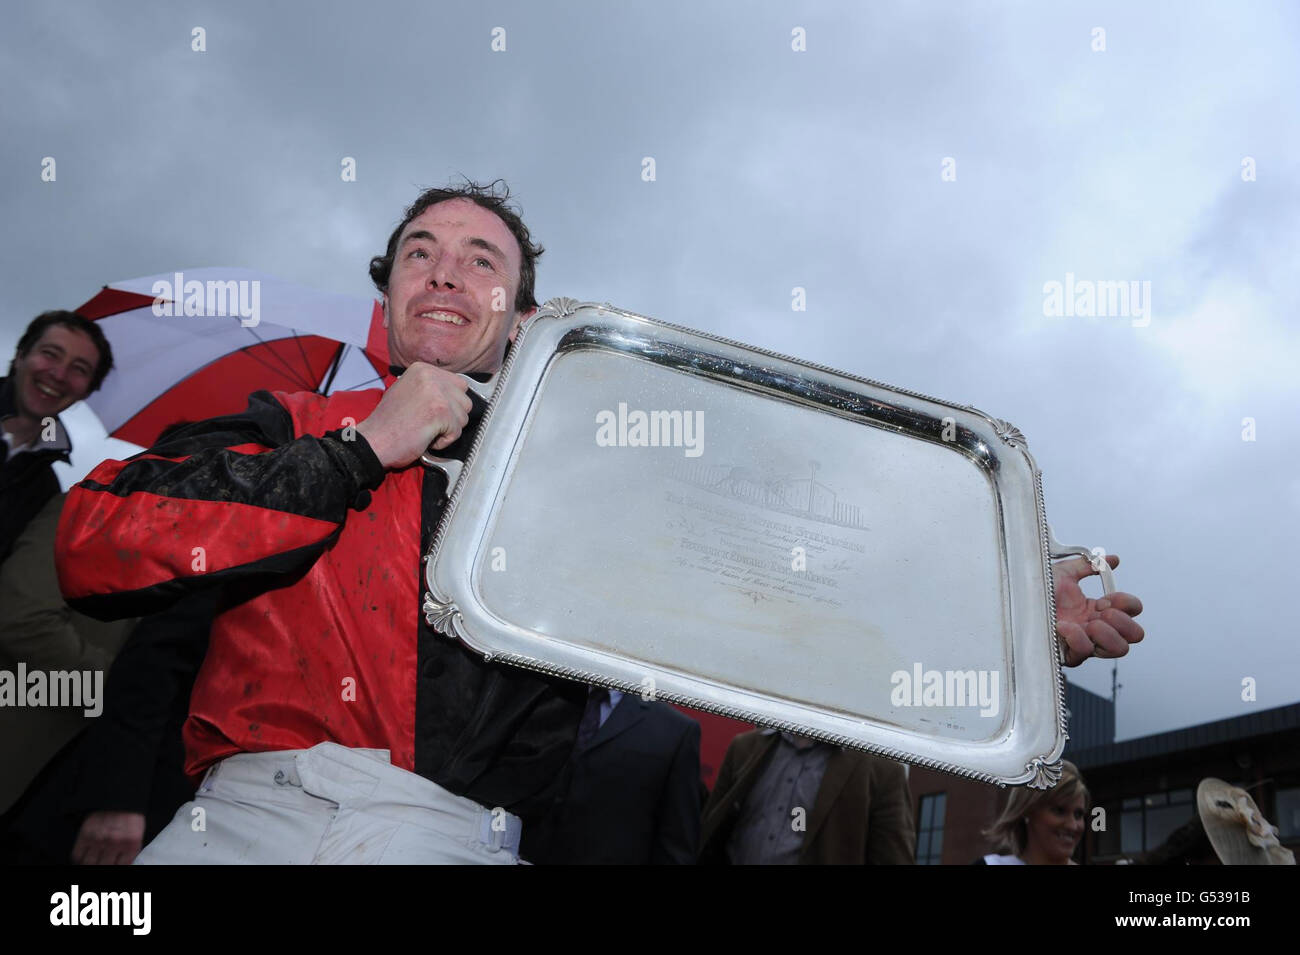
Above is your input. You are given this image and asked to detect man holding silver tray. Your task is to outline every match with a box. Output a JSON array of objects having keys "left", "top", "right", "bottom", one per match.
[{"left": 55, "top": 180, "right": 1144, "bottom": 864}]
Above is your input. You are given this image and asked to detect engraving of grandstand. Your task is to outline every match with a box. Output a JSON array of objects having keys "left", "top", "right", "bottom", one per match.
[{"left": 668, "top": 459, "right": 869, "bottom": 530}]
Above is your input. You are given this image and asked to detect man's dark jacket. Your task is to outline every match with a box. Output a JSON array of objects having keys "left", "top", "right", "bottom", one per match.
[
  {"left": 0, "top": 376, "right": 70, "bottom": 565},
  {"left": 521, "top": 696, "right": 701, "bottom": 864},
  {"left": 699, "top": 729, "right": 916, "bottom": 865},
  {"left": 0, "top": 591, "right": 216, "bottom": 863}
]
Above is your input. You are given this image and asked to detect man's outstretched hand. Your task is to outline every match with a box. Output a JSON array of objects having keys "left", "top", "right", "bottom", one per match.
[{"left": 1054, "top": 554, "right": 1144, "bottom": 667}]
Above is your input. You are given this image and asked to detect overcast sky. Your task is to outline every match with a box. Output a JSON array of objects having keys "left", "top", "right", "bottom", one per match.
[{"left": 3, "top": 1, "right": 1296, "bottom": 743}]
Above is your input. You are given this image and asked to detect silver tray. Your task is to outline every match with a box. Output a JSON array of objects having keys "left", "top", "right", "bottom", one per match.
[{"left": 424, "top": 299, "right": 1113, "bottom": 787}]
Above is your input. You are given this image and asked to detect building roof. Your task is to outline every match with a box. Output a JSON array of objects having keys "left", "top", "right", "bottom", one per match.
[
  {"left": 1063, "top": 680, "right": 1115, "bottom": 753},
  {"left": 1069, "top": 702, "right": 1300, "bottom": 770}
]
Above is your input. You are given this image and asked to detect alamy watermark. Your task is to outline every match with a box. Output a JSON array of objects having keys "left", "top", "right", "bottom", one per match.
[
  {"left": 0, "top": 664, "right": 102, "bottom": 717},
  {"left": 890, "top": 663, "right": 1000, "bottom": 718},
  {"left": 1042, "top": 272, "right": 1150, "bottom": 327},
  {"left": 595, "top": 403, "right": 704, "bottom": 458},
  {"left": 50, "top": 885, "right": 150, "bottom": 935},
  {"left": 152, "top": 271, "right": 261, "bottom": 327}
]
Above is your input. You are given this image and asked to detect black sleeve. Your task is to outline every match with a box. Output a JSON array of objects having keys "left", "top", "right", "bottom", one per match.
[{"left": 65, "top": 590, "right": 218, "bottom": 814}]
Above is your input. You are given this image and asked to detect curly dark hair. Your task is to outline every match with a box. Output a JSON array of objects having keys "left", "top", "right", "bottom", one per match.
[
  {"left": 10, "top": 310, "right": 114, "bottom": 393},
  {"left": 368, "top": 179, "right": 544, "bottom": 315}
]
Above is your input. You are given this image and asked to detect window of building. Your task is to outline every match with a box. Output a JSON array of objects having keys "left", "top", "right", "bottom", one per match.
[
  {"left": 1119, "top": 786, "right": 1196, "bottom": 854},
  {"left": 916, "top": 792, "right": 946, "bottom": 865},
  {"left": 1094, "top": 802, "right": 1121, "bottom": 856}
]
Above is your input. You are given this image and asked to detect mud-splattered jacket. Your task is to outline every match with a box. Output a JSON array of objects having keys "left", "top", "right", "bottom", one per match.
[{"left": 55, "top": 386, "right": 585, "bottom": 820}]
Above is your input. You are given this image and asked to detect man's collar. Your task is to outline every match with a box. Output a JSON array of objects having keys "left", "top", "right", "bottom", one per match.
[
  {"left": 387, "top": 364, "right": 494, "bottom": 383},
  {"left": 385, "top": 365, "right": 496, "bottom": 398},
  {"left": 762, "top": 728, "right": 833, "bottom": 751},
  {"left": 45, "top": 417, "right": 73, "bottom": 454},
  {"left": 1, "top": 414, "right": 72, "bottom": 457},
  {"left": 0, "top": 375, "right": 17, "bottom": 418}
]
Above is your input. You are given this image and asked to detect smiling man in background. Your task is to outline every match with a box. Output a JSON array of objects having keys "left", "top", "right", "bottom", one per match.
[
  {"left": 0, "top": 310, "right": 120, "bottom": 860},
  {"left": 1, "top": 311, "right": 113, "bottom": 565}
]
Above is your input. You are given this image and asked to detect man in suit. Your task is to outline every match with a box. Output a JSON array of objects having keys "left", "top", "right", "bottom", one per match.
[
  {"left": 521, "top": 687, "right": 701, "bottom": 864},
  {"left": 0, "top": 494, "right": 137, "bottom": 861},
  {"left": 699, "top": 728, "right": 915, "bottom": 864}
]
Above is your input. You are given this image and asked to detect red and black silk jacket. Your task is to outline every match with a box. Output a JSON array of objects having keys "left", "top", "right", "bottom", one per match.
[{"left": 55, "top": 385, "right": 585, "bottom": 820}]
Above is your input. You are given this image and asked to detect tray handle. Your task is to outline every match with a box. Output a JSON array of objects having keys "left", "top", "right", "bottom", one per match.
[
  {"left": 419, "top": 373, "right": 495, "bottom": 476},
  {"left": 1047, "top": 525, "right": 1116, "bottom": 595}
]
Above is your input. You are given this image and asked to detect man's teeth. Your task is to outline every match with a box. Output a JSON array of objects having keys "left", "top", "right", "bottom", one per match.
[
  {"left": 36, "top": 383, "right": 63, "bottom": 398},
  {"left": 419, "top": 311, "right": 467, "bottom": 326}
]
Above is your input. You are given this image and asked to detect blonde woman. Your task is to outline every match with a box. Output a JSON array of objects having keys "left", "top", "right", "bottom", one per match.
[{"left": 975, "top": 761, "right": 1088, "bottom": 865}]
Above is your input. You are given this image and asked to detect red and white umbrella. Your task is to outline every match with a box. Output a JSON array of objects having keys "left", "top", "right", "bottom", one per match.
[{"left": 77, "top": 268, "right": 390, "bottom": 447}]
